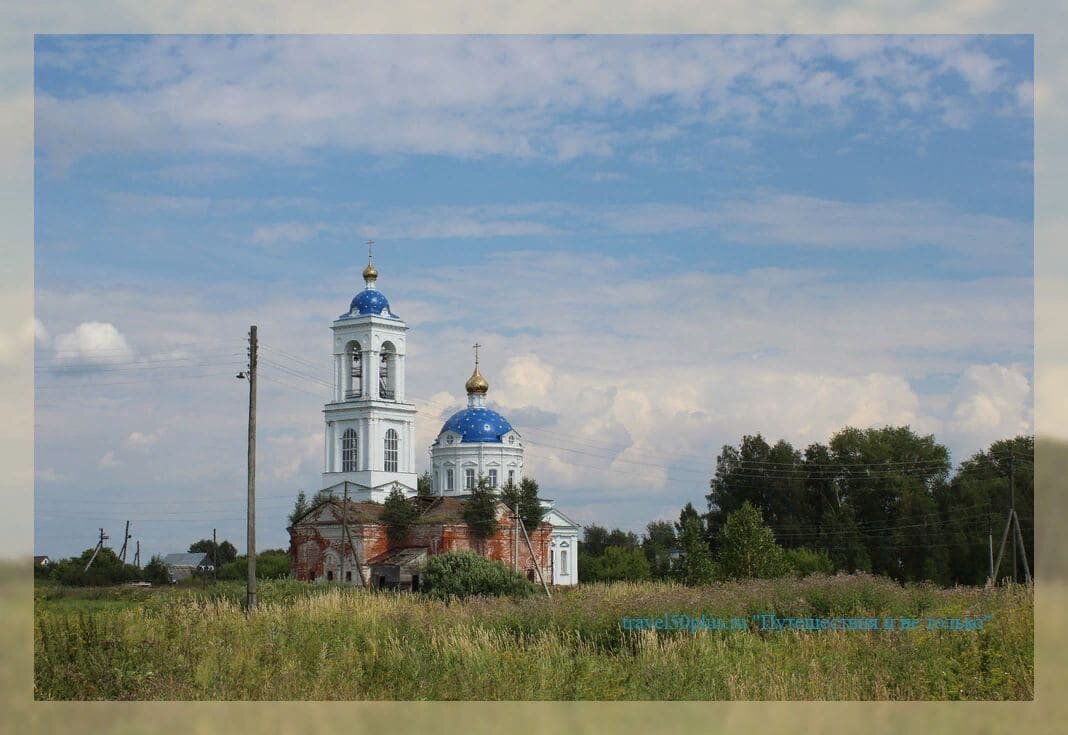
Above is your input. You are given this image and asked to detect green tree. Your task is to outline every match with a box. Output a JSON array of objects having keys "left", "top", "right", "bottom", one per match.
[
  {"left": 417, "top": 471, "right": 434, "bottom": 497},
  {"left": 582, "top": 525, "right": 610, "bottom": 556},
  {"left": 717, "top": 501, "right": 788, "bottom": 580},
  {"left": 673, "top": 516, "right": 718, "bottom": 585},
  {"left": 288, "top": 490, "right": 309, "bottom": 525},
  {"left": 938, "top": 435, "right": 1033, "bottom": 585},
  {"left": 579, "top": 546, "right": 651, "bottom": 583},
  {"left": 500, "top": 477, "right": 547, "bottom": 533},
  {"left": 642, "top": 520, "right": 677, "bottom": 578},
  {"left": 141, "top": 555, "right": 171, "bottom": 585},
  {"left": 382, "top": 487, "right": 419, "bottom": 543},
  {"left": 188, "top": 538, "right": 238, "bottom": 565},
  {"left": 462, "top": 477, "right": 499, "bottom": 538}
]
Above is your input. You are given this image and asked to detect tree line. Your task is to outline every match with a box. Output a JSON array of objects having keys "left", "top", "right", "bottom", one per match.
[{"left": 580, "top": 427, "right": 1033, "bottom": 587}]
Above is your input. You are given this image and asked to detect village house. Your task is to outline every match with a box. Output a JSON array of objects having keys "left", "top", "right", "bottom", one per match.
[{"left": 162, "top": 552, "right": 214, "bottom": 582}]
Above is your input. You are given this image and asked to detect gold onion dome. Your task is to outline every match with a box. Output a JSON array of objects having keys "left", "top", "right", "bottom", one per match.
[
  {"left": 465, "top": 365, "right": 489, "bottom": 395},
  {"left": 362, "top": 261, "right": 378, "bottom": 281}
]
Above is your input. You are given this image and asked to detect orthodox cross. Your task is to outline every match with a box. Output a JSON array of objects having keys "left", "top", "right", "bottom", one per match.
[{"left": 473, "top": 342, "right": 481, "bottom": 367}]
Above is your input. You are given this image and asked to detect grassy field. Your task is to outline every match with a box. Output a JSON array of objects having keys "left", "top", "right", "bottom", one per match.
[{"left": 33, "top": 573, "right": 1032, "bottom": 701}]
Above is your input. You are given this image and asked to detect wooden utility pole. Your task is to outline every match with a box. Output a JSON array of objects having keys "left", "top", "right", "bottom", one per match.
[
  {"left": 1010, "top": 453, "right": 1016, "bottom": 583},
  {"left": 134, "top": 540, "right": 140, "bottom": 568},
  {"left": 513, "top": 503, "right": 519, "bottom": 572},
  {"left": 518, "top": 516, "right": 550, "bottom": 597},
  {"left": 213, "top": 528, "right": 218, "bottom": 584},
  {"left": 119, "top": 520, "right": 131, "bottom": 563},
  {"left": 988, "top": 530, "right": 993, "bottom": 583},
  {"left": 84, "top": 528, "right": 108, "bottom": 573},
  {"left": 246, "top": 325, "right": 258, "bottom": 610},
  {"left": 341, "top": 482, "right": 349, "bottom": 584}
]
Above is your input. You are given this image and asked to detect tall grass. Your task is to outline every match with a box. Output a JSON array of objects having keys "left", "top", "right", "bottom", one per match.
[{"left": 34, "top": 573, "right": 1033, "bottom": 700}]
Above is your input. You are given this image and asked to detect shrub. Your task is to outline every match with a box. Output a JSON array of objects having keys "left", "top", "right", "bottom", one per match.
[
  {"left": 783, "top": 546, "right": 835, "bottom": 576},
  {"left": 461, "top": 478, "right": 499, "bottom": 538},
  {"left": 579, "top": 546, "right": 651, "bottom": 583},
  {"left": 216, "top": 550, "right": 291, "bottom": 581},
  {"left": 420, "top": 551, "right": 535, "bottom": 599}
]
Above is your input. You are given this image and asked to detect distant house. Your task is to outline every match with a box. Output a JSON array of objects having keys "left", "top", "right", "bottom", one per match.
[
  {"left": 34, "top": 555, "right": 51, "bottom": 567},
  {"left": 162, "top": 552, "right": 214, "bottom": 582}
]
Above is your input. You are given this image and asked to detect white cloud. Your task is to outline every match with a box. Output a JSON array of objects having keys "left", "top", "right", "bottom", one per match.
[
  {"left": 124, "top": 428, "right": 166, "bottom": 450},
  {"left": 946, "top": 363, "right": 1033, "bottom": 449},
  {"left": 97, "top": 451, "right": 120, "bottom": 469},
  {"left": 52, "top": 321, "right": 134, "bottom": 366},
  {"left": 34, "top": 36, "right": 1030, "bottom": 169}
]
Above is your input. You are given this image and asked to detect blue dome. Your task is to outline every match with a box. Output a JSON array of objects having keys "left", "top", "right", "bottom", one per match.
[
  {"left": 341, "top": 288, "right": 397, "bottom": 318},
  {"left": 439, "top": 407, "right": 513, "bottom": 443}
]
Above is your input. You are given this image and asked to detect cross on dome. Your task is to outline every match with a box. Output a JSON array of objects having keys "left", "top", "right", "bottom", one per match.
[{"left": 465, "top": 341, "right": 489, "bottom": 396}]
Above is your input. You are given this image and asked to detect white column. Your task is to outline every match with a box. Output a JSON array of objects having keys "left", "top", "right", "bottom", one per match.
[
  {"left": 323, "top": 422, "right": 330, "bottom": 471},
  {"left": 395, "top": 354, "right": 406, "bottom": 401}
]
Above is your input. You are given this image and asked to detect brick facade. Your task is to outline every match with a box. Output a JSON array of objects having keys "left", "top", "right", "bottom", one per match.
[{"left": 288, "top": 496, "right": 553, "bottom": 585}]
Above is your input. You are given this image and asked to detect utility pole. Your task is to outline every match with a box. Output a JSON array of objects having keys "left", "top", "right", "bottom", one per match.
[
  {"left": 989, "top": 451, "right": 1032, "bottom": 586},
  {"left": 513, "top": 503, "right": 519, "bottom": 572},
  {"left": 988, "top": 528, "right": 993, "bottom": 583},
  {"left": 84, "top": 528, "right": 109, "bottom": 573},
  {"left": 213, "top": 527, "right": 218, "bottom": 584},
  {"left": 119, "top": 520, "right": 131, "bottom": 563},
  {"left": 518, "top": 515, "right": 551, "bottom": 598},
  {"left": 341, "top": 482, "right": 349, "bottom": 584},
  {"left": 134, "top": 540, "right": 140, "bottom": 568},
  {"left": 238, "top": 325, "right": 258, "bottom": 611},
  {"left": 1010, "top": 453, "right": 1016, "bottom": 583}
]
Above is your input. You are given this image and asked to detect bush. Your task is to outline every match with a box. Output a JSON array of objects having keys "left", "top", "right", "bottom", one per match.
[
  {"left": 420, "top": 551, "right": 535, "bottom": 599},
  {"left": 783, "top": 546, "right": 835, "bottom": 576},
  {"left": 579, "top": 546, "right": 651, "bottom": 583},
  {"left": 217, "top": 550, "right": 291, "bottom": 581}
]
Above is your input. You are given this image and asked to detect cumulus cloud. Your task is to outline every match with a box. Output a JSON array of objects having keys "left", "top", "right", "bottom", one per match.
[
  {"left": 51, "top": 321, "right": 134, "bottom": 366},
  {"left": 946, "top": 364, "right": 1033, "bottom": 448},
  {"left": 97, "top": 451, "right": 120, "bottom": 469},
  {"left": 124, "top": 428, "right": 165, "bottom": 451}
]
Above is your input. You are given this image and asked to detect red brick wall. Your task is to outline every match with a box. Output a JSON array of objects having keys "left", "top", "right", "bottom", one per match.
[{"left": 289, "top": 508, "right": 553, "bottom": 581}]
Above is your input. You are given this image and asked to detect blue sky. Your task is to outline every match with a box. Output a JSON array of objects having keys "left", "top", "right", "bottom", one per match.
[{"left": 33, "top": 35, "right": 1033, "bottom": 560}]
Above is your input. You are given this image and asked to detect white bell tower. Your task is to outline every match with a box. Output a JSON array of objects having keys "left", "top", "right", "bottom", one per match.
[{"left": 321, "top": 242, "right": 417, "bottom": 501}]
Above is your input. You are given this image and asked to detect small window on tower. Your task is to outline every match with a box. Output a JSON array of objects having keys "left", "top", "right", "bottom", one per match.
[{"left": 465, "top": 468, "right": 475, "bottom": 490}]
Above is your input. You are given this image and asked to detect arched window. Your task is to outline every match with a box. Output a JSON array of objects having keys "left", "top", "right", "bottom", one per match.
[
  {"left": 347, "top": 343, "right": 362, "bottom": 399},
  {"left": 561, "top": 549, "right": 569, "bottom": 575},
  {"left": 379, "top": 342, "right": 396, "bottom": 400},
  {"left": 341, "top": 429, "right": 358, "bottom": 472},
  {"left": 384, "top": 428, "right": 398, "bottom": 472}
]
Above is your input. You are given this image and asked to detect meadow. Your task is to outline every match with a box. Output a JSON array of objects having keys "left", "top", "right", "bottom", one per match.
[{"left": 33, "top": 573, "right": 1033, "bottom": 701}]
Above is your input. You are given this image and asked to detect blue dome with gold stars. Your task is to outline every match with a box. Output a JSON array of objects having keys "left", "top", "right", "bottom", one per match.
[
  {"left": 440, "top": 407, "right": 513, "bottom": 443},
  {"left": 344, "top": 287, "right": 396, "bottom": 318}
]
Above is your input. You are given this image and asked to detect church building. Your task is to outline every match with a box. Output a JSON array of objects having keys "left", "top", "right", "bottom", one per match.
[{"left": 288, "top": 251, "right": 580, "bottom": 587}]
